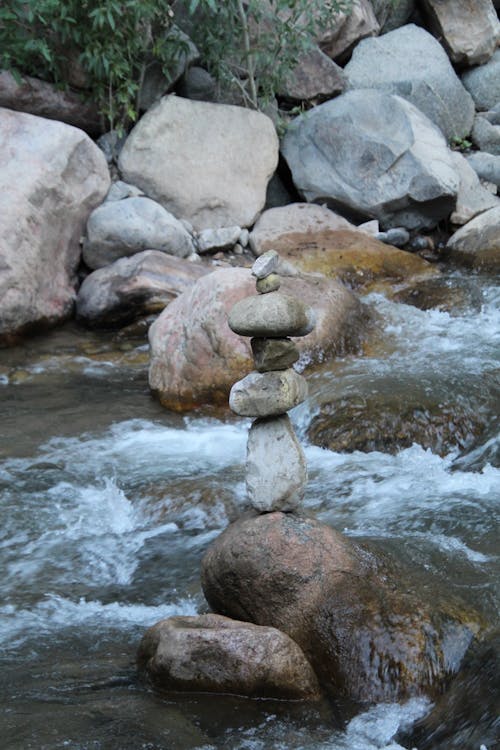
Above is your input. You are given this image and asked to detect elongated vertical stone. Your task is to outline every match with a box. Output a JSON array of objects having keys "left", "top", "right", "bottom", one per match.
[{"left": 247, "top": 415, "right": 307, "bottom": 512}]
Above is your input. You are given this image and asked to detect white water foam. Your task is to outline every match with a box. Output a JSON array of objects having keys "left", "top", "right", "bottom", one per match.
[{"left": 0, "top": 594, "right": 198, "bottom": 649}]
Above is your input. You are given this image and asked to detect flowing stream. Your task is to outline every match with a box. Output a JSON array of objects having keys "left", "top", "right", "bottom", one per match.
[{"left": 0, "top": 270, "right": 498, "bottom": 749}]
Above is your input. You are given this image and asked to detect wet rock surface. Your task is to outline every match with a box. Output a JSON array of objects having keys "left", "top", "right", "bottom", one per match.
[
  {"left": 446, "top": 205, "right": 500, "bottom": 271},
  {"left": 138, "top": 613, "right": 320, "bottom": 700},
  {"left": 202, "top": 512, "right": 478, "bottom": 703}
]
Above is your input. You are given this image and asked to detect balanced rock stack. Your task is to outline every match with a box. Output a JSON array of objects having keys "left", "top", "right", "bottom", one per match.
[{"left": 228, "top": 250, "right": 315, "bottom": 513}]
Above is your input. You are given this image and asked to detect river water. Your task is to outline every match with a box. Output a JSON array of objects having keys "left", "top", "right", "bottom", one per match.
[{"left": 0, "top": 270, "right": 498, "bottom": 749}]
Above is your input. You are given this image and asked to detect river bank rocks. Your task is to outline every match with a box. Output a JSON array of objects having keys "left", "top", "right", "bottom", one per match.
[
  {"left": 0, "top": 108, "right": 110, "bottom": 346},
  {"left": 76, "top": 251, "right": 210, "bottom": 328},
  {"left": 138, "top": 613, "right": 320, "bottom": 700},
  {"left": 251, "top": 205, "right": 437, "bottom": 289},
  {"left": 420, "top": 0, "right": 500, "bottom": 67},
  {"left": 344, "top": 24, "right": 475, "bottom": 141},
  {"left": 148, "top": 265, "right": 368, "bottom": 411},
  {"left": 446, "top": 205, "right": 500, "bottom": 271},
  {"left": 201, "top": 512, "right": 478, "bottom": 703},
  {"left": 281, "top": 90, "right": 459, "bottom": 230},
  {"left": 118, "top": 95, "right": 278, "bottom": 230},
  {"left": 83, "top": 197, "right": 196, "bottom": 269}
]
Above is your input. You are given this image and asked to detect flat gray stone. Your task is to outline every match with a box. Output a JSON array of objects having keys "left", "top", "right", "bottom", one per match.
[
  {"left": 251, "top": 337, "right": 299, "bottom": 372},
  {"left": 345, "top": 24, "right": 475, "bottom": 141},
  {"left": 229, "top": 369, "right": 308, "bottom": 417},
  {"left": 105, "top": 180, "right": 144, "bottom": 202},
  {"left": 256, "top": 274, "right": 281, "bottom": 294},
  {"left": 228, "top": 292, "right": 315, "bottom": 338},
  {"left": 252, "top": 250, "right": 279, "bottom": 279},
  {"left": 246, "top": 415, "right": 307, "bottom": 512}
]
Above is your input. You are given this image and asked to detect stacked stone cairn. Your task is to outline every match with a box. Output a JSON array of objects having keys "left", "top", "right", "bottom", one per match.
[{"left": 228, "top": 250, "right": 316, "bottom": 513}]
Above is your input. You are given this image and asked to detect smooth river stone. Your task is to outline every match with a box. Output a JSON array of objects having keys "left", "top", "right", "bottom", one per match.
[
  {"left": 246, "top": 415, "right": 307, "bottom": 512},
  {"left": 229, "top": 369, "right": 308, "bottom": 417},
  {"left": 252, "top": 249, "right": 279, "bottom": 279},
  {"left": 251, "top": 337, "right": 299, "bottom": 372},
  {"left": 228, "top": 292, "right": 315, "bottom": 338},
  {"left": 256, "top": 273, "right": 281, "bottom": 294}
]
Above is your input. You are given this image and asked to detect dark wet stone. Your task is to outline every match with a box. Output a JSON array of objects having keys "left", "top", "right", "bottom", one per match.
[{"left": 251, "top": 337, "right": 299, "bottom": 372}]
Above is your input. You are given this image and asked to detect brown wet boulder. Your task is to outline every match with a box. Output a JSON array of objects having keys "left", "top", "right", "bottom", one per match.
[
  {"left": 148, "top": 267, "right": 368, "bottom": 411},
  {"left": 137, "top": 613, "right": 321, "bottom": 700},
  {"left": 250, "top": 206, "right": 436, "bottom": 290},
  {"left": 202, "top": 513, "right": 478, "bottom": 703}
]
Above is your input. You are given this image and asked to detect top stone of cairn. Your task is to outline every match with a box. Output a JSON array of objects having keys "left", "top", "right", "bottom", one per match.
[{"left": 229, "top": 251, "right": 316, "bottom": 338}]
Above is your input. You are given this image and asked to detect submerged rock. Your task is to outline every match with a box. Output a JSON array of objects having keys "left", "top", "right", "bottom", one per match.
[
  {"left": 202, "top": 513, "right": 478, "bottom": 703},
  {"left": 138, "top": 613, "right": 320, "bottom": 700}
]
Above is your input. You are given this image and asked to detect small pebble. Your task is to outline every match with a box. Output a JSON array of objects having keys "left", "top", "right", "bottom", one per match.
[
  {"left": 256, "top": 273, "right": 281, "bottom": 294},
  {"left": 252, "top": 249, "right": 279, "bottom": 279}
]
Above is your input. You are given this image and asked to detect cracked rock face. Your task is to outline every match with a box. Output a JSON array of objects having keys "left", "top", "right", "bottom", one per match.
[
  {"left": 281, "top": 89, "right": 459, "bottom": 230},
  {"left": 0, "top": 107, "right": 110, "bottom": 345}
]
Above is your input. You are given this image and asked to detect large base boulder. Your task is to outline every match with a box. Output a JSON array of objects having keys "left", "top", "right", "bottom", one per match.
[
  {"left": 0, "top": 108, "right": 110, "bottom": 346},
  {"left": 148, "top": 267, "right": 368, "bottom": 411},
  {"left": 202, "top": 513, "right": 479, "bottom": 703},
  {"left": 344, "top": 24, "right": 475, "bottom": 141},
  {"left": 118, "top": 95, "right": 278, "bottom": 230},
  {"left": 138, "top": 613, "right": 320, "bottom": 700},
  {"left": 281, "top": 90, "right": 459, "bottom": 231}
]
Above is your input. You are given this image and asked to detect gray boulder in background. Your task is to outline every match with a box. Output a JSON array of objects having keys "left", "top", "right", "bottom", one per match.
[
  {"left": 119, "top": 95, "right": 278, "bottom": 230},
  {"left": 318, "top": 0, "right": 379, "bottom": 61},
  {"left": 83, "top": 196, "right": 195, "bottom": 269},
  {"left": 345, "top": 24, "right": 475, "bottom": 141},
  {"left": 278, "top": 46, "right": 346, "bottom": 102},
  {"left": 76, "top": 250, "right": 209, "bottom": 328},
  {"left": 420, "top": 0, "right": 500, "bottom": 66},
  {"left": 472, "top": 113, "right": 500, "bottom": 156},
  {"left": 466, "top": 151, "right": 500, "bottom": 187},
  {"left": 0, "top": 108, "right": 110, "bottom": 345},
  {"left": 462, "top": 49, "right": 500, "bottom": 111},
  {"left": 371, "top": 0, "right": 415, "bottom": 33},
  {"left": 449, "top": 151, "right": 499, "bottom": 226},
  {"left": 281, "top": 90, "right": 459, "bottom": 230}
]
